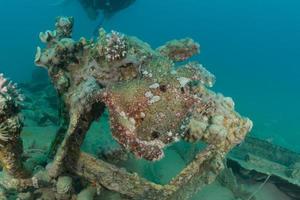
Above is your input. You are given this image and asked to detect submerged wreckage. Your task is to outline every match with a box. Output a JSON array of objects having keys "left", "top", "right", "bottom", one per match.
[{"left": 4, "top": 16, "right": 296, "bottom": 199}]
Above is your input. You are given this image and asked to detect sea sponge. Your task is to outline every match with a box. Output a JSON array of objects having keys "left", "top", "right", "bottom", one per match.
[
  {"left": 56, "top": 176, "right": 73, "bottom": 194},
  {"left": 184, "top": 90, "right": 253, "bottom": 149}
]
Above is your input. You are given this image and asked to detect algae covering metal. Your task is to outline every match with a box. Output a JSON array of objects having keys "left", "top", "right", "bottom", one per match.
[
  {"left": 0, "top": 16, "right": 252, "bottom": 199},
  {"left": 0, "top": 74, "right": 29, "bottom": 179},
  {"left": 227, "top": 136, "right": 300, "bottom": 199}
]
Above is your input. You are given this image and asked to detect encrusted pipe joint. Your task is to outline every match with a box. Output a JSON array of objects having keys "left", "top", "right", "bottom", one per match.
[{"left": 0, "top": 73, "right": 29, "bottom": 179}]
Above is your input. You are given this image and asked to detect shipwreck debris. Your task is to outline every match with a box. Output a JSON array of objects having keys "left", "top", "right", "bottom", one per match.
[{"left": 0, "top": 16, "right": 254, "bottom": 199}]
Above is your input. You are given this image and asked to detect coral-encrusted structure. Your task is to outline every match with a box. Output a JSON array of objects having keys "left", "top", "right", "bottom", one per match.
[
  {"left": 0, "top": 73, "right": 28, "bottom": 178},
  {"left": 157, "top": 38, "right": 200, "bottom": 62},
  {"left": 101, "top": 58, "right": 251, "bottom": 160},
  {"left": 0, "top": 16, "right": 251, "bottom": 199}
]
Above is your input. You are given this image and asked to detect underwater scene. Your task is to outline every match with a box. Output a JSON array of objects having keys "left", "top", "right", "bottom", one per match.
[{"left": 0, "top": 0, "right": 299, "bottom": 199}]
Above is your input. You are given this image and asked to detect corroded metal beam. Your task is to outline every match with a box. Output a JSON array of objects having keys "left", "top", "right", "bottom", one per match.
[{"left": 70, "top": 146, "right": 224, "bottom": 200}]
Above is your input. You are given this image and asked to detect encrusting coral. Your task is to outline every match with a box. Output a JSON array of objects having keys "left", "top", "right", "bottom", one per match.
[
  {"left": 0, "top": 16, "right": 252, "bottom": 199},
  {"left": 0, "top": 73, "right": 28, "bottom": 179},
  {"left": 34, "top": 16, "right": 252, "bottom": 179}
]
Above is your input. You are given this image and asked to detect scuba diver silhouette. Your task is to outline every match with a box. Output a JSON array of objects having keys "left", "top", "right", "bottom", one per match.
[{"left": 78, "top": 0, "right": 136, "bottom": 35}]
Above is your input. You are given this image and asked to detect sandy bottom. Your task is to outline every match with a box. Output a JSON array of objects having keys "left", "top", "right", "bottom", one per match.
[
  {"left": 192, "top": 182, "right": 291, "bottom": 200},
  {"left": 21, "top": 124, "right": 292, "bottom": 200}
]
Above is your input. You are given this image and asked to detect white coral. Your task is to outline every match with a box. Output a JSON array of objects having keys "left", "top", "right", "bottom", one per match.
[
  {"left": 0, "top": 73, "right": 23, "bottom": 103},
  {"left": 0, "top": 73, "right": 8, "bottom": 93},
  {"left": 104, "top": 31, "right": 127, "bottom": 61}
]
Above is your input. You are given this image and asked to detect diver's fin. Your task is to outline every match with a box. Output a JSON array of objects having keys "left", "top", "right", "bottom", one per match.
[
  {"left": 103, "top": 10, "right": 115, "bottom": 20},
  {"left": 93, "top": 16, "right": 106, "bottom": 37}
]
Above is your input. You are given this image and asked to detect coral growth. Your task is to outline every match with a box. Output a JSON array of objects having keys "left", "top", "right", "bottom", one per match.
[
  {"left": 34, "top": 16, "right": 252, "bottom": 182},
  {"left": 102, "top": 30, "right": 127, "bottom": 61},
  {"left": 157, "top": 38, "right": 200, "bottom": 62},
  {"left": 0, "top": 16, "right": 255, "bottom": 199},
  {"left": 0, "top": 73, "right": 28, "bottom": 178},
  {"left": 4, "top": 15, "right": 300, "bottom": 200},
  {"left": 0, "top": 73, "right": 23, "bottom": 104}
]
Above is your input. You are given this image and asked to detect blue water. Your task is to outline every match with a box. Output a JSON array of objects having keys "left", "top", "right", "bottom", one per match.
[{"left": 0, "top": 0, "right": 299, "bottom": 152}]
